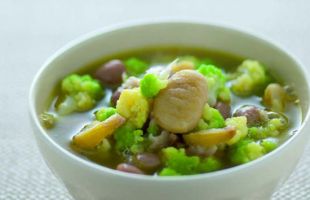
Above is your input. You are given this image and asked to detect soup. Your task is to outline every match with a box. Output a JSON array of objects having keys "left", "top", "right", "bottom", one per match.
[{"left": 40, "top": 47, "right": 301, "bottom": 176}]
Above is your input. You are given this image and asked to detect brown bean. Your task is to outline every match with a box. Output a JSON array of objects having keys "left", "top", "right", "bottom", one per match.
[
  {"left": 214, "top": 102, "right": 231, "bottom": 119},
  {"left": 116, "top": 163, "right": 144, "bottom": 174},
  {"left": 234, "top": 105, "right": 264, "bottom": 126},
  {"left": 110, "top": 90, "right": 121, "bottom": 106},
  {"left": 134, "top": 153, "right": 161, "bottom": 170},
  {"left": 95, "top": 59, "right": 125, "bottom": 85}
]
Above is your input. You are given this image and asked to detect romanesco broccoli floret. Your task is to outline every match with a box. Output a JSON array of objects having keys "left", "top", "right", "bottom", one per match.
[
  {"left": 197, "top": 64, "right": 231, "bottom": 105},
  {"left": 248, "top": 116, "right": 288, "bottom": 139},
  {"left": 260, "top": 138, "right": 278, "bottom": 153},
  {"left": 159, "top": 168, "right": 181, "bottom": 176},
  {"left": 57, "top": 74, "right": 103, "bottom": 115},
  {"left": 116, "top": 88, "right": 149, "bottom": 128},
  {"left": 197, "top": 157, "right": 223, "bottom": 173},
  {"left": 160, "top": 147, "right": 200, "bottom": 175},
  {"left": 231, "top": 60, "right": 268, "bottom": 96},
  {"left": 114, "top": 123, "right": 144, "bottom": 154},
  {"left": 124, "top": 57, "right": 148, "bottom": 76},
  {"left": 95, "top": 107, "right": 116, "bottom": 121},
  {"left": 140, "top": 73, "right": 168, "bottom": 98},
  {"left": 159, "top": 147, "right": 223, "bottom": 176},
  {"left": 229, "top": 139, "right": 265, "bottom": 165},
  {"left": 197, "top": 104, "right": 225, "bottom": 130},
  {"left": 225, "top": 116, "right": 248, "bottom": 145}
]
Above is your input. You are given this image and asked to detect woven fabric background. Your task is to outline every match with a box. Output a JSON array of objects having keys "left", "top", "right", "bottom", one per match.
[{"left": 1, "top": 0, "right": 309, "bottom": 199}]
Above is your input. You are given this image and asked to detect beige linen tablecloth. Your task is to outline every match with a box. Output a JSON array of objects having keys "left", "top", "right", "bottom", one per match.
[{"left": 1, "top": 0, "right": 309, "bottom": 199}]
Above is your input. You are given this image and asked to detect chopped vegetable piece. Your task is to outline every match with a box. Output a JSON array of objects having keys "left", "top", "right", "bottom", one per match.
[
  {"left": 124, "top": 57, "right": 148, "bottom": 76},
  {"left": 159, "top": 168, "right": 181, "bottom": 176},
  {"left": 225, "top": 116, "right": 248, "bottom": 145},
  {"left": 248, "top": 114, "right": 288, "bottom": 139},
  {"left": 57, "top": 74, "right": 103, "bottom": 114},
  {"left": 95, "top": 107, "right": 116, "bottom": 121},
  {"left": 197, "top": 64, "right": 230, "bottom": 105},
  {"left": 263, "top": 83, "right": 286, "bottom": 112},
  {"left": 114, "top": 123, "right": 144, "bottom": 154},
  {"left": 140, "top": 73, "right": 168, "bottom": 98},
  {"left": 161, "top": 147, "right": 200, "bottom": 175},
  {"left": 183, "top": 126, "right": 236, "bottom": 147},
  {"left": 116, "top": 88, "right": 149, "bottom": 129},
  {"left": 260, "top": 138, "right": 278, "bottom": 153},
  {"left": 197, "top": 157, "right": 223, "bottom": 173},
  {"left": 40, "top": 112, "right": 56, "bottom": 129},
  {"left": 200, "top": 103, "right": 225, "bottom": 129},
  {"left": 231, "top": 60, "right": 268, "bottom": 96},
  {"left": 73, "top": 114, "right": 126, "bottom": 149},
  {"left": 229, "top": 139, "right": 265, "bottom": 165}
]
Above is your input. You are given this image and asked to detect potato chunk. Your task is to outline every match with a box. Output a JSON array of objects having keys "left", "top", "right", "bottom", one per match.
[
  {"left": 153, "top": 70, "right": 208, "bottom": 133},
  {"left": 73, "top": 114, "right": 126, "bottom": 149},
  {"left": 183, "top": 126, "right": 236, "bottom": 147}
]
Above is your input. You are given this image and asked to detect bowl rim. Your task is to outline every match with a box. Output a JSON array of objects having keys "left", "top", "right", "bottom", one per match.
[{"left": 29, "top": 19, "right": 310, "bottom": 181}]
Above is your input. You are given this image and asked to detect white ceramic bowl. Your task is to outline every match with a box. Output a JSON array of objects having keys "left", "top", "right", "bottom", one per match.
[{"left": 29, "top": 21, "right": 310, "bottom": 200}]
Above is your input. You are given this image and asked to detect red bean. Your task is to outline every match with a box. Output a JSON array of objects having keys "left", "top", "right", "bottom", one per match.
[
  {"left": 116, "top": 163, "right": 144, "bottom": 174},
  {"left": 134, "top": 153, "right": 161, "bottom": 170},
  {"left": 110, "top": 90, "right": 121, "bottom": 106},
  {"left": 95, "top": 59, "right": 125, "bottom": 85},
  {"left": 234, "top": 105, "right": 264, "bottom": 126},
  {"left": 214, "top": 102, "right": 231, "bottom": 119}
]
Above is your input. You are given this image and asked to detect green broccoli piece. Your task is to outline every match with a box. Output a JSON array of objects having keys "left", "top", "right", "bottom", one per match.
[
  {"left": 124, "top": 57, "right": 148, "bottom": 76},
  {"left": 229, "top": 139, "right": 265, "bottom": 165},
  {"left": 160, "top": 147, "right": 200, "bottom": 175},
  {"left": 140, "top": 73, "right": 168, "bottom": 98},
  {"left": 248, "top": 115, "right": 288, "bottom": 139},
  {"left": 159, "top": 168, "right": 181, "bottom": 176},
  {"left": 40, "top": 112, "right": 56, "bottom": 129},
  {"left": 159, "top": 147, "right": 224, "bottom": 176},
  {"left": 197, "top": 104, "right": 225, "bottom": 130},
  {"left": 114, "top": 123, "right": 144, "bottom": 154},
  {"left": 196, "top": 119, "right": 209, "bottom": 131},
  {"left": 225, "top": 116, "right": 248, "bottom": 145},
  {"left": 197, "top": 64, "right": 231, "bottom": 105},
  {"left": 231, "top": 60, "right": 268, "bottom": 96},
  {"left": 260, "top": 138, "right": 278, "bottom": 153},
  {"left": 57, "top": 74, "right": 103, "bottom": 115},
  {"left": 95, "top": 107, "right": 116, "bottom": 121},
  {"left": 197, "top": 157, "right": 223, "bottom": 173}
]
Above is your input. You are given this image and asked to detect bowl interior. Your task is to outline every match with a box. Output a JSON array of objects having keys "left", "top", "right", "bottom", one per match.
[{"left": 30, "top": 21, "right": 310, "bottom": 175}]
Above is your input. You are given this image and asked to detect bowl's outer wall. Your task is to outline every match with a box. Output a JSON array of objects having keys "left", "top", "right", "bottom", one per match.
[{"left": 30, "top": 22, "right": 310, "bottom": 200}]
